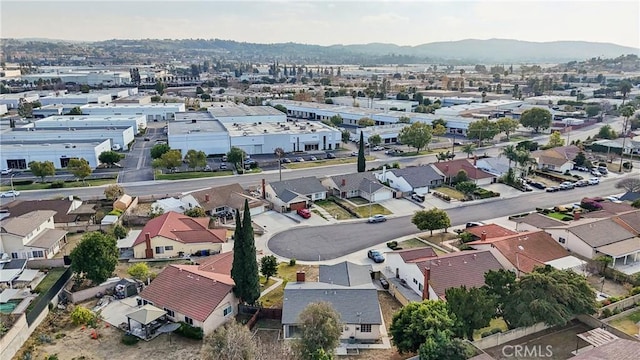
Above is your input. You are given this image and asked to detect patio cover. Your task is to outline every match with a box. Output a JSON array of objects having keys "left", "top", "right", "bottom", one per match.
[
  {"left": 117, "top": 230, "right": 141, "bottom": 249},
  {"left": 0, "top": 288, "right": 20, "bottom": 303},
  {"left": 126, "top": 304, "right": 166, "bottom": 325},
  {"left": 545, "top": 256, "right": 587, "bottom": 272},
  {"left": 596, "top": 238, "right": 640, "bottom": 257},
  {"left": 0, "top": 269, "right": 22, "bottom": 283},
  {"left": 16, "top": 269, "right": 39, "bottom": 282},
  {"left": 577, "top": 328, "right": 618, "bottom": 347}
]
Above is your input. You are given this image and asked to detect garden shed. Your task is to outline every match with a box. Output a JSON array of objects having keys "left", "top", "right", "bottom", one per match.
[{"left": 113, "top": 194, "right": 133, "bottom": 212}]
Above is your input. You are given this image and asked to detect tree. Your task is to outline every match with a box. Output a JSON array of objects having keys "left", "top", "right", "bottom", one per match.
[
  {"left": 616, "top": 177, "right": 640, "bottom": 192},
  {"left": 67, "top": 158, "right": 92, "bottom": 183},
  {"left": 452, "top": 169, "right": 469, "bottom": 184},
  {"left": 412, "top": 208, "right": 451, "bottom": 235},
  {"left": 273, "top": 104, "right": 288, "bottom": 114},
  {"left": 445, "top": 286, "right": 495, "bottom": 340},
  {"left": 99, "top": 151, "right": 123, "bottom": 165},
  {"left": 398, "top": 122, "right": 433, "bottom": 153},
  {"left": 260, "top": 255, "right": 278, "bottom": 282},
  {"left": 231, "top": 200, "right": 260, "bottom": 304},
  {"left": 293, "top": 302, "right": 342, "bottom": 360},
  {"left": 112, "top": 224, "right": 128, "bottom": 239},
  {"left": 455, "top": 181, "right": 477, "bottom": 198},
  {"left": 546, "top": 131, "right": 565, "bottom": 148},
  {"left": 619, "top": 105, "right": 636, "bottom": 171},
  {"left": 585, "top": 105, "right": 601, "bottom": 118},
  {"left": 432, "top": 124, "right": 447, "bottom": 137},
  {"left": 150, "top": 143, "right": 171, "bottom": 159},
  {"left": 227, "top": 147, "right": 246, "bottom": 171},
  {"left": 502, "top": 267, "right": 596, "bottom": 328},
  {"left": 418, "top": 335, "right": 470, "bottom": 360},
  {"left": 67, "top": 106, "right": 83, "bottom": 115},
  {"left": 201, "top": 321, "right": 257, "bottom": 360},
  {"left": 632, "top": 199, "right": 640, "bottom": 208},
  {"left": 18, "top": 100, "right": 33, "bottom": 118},
  {"left": 357, "top": 117, "right": 374, "bottom": 127},
  {"left": 341, "top": 129, "right": 350, "bottom": 143},
  {"left": 461, "top": 143, "right": 475, "bottom": 158},
  {"left": 329, "top": 114, "right": 343, "bottom": 127},
  {"left": 467, "top": 119, "right": 500, "bottom": 144},
  {"left": 619, "top": 81, "right": 632, "bottom": 105},
  {"left": 597, "top": 124, "right": 616, "bottom": 139},
  {"left": 483, "top": 269, "right": 516, "bottom": 322},
  {"left": 496, "top": 117, "right": 519, "bottom": 140},
  {"left": 595, "top": 255, "right": 613, "bottom": 273},
  {"left": 398, "top": 116, "right": 411, "bottom": 124},
  {"left": 155, "top": 80, "right": 166, "bottom": 95},
  {"left": 389, "top": 300, "right": 455, "bottom": 354},
  {"left": 184, "top": 206, "right": 206, "bottom": 218},
  {"left": 357, "top": 131, "right": 366, "bottom": 173},
  {"left": 184, "top": 149, "right": 207, "bottom": 170},
  {"left": 29, "top": 160, "right": 55, "bottom": 182},
  {"left": 70, "top": 232, "right": 118, "bottom": 284},
  {"left": 501, "top": 144, "right": 517, "bottom": 169},
  {"left": 274, "top": 147, "right": 285, "bottom": 181},
  {"left": 369, "top": 134, "right": 382, "bottom": 146},
  {"left": 127, "top": 262, "right": 151, "bottom": 281},
  {"left": 515, "top": 149, "right": 535, "bottom": 177},
  {"left": 520, "top": 108, "right": 552, "bottom": 133},
  {"left": 104, "top": 184, "right": 124, "bottom": 201},
  {"left": 432, "top": 118, "right": 447, "bottom": 128},
  {"left": 159, "top": 150, "right": 182, "bottom": 171}
]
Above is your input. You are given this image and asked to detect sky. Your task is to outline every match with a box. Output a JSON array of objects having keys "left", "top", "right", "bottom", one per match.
[{"left": 1, "top": 0, "right": 639, "bottom": 48}]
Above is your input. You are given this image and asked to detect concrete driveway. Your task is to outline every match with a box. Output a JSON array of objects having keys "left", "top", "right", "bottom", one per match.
[
  {"left": 483, "top": 183, "right": 524, "bottom": 198},
  {"left": 378, "top": 198, "right": 425, "bottom": 216}
]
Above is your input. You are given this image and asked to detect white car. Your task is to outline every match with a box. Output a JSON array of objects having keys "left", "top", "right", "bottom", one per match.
[
  {"left": 588, "top": 178, "right": 600, "bottom": 185},
  {"left": 373, "top": 146, "right": 384, "bottom": 151},
  {"left": 0, "top": 190, "right": 20, "bottom": 198},
  {"left": 0, "top": 168, "right": 12, "bottom": 175},
  {"left": 605, "top": 196, "right": 622, "bottom": 203}
]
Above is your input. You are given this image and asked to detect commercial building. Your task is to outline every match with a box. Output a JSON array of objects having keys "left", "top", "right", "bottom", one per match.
[
  {"left": 0, "top": 92, "right": 40, "bottom": 109},
  {"left": 330, "top": 96, "right": 418, "bottom": 112},
  {"left": 32, "top": 105, "right": 64, "bottom": 118},
  {"left": 2, "top": 125, "right": 134, "bottom": 149},
  {"left": 208, "top": 104, "right": 285, "bottom": 124},
  {"left": 168, "top": 112, "right": 229, "bottom": 155},
  {"left": 0, "top": 139, "right": 111, "bottom": 169},
  {"left": 32, "top": 115, "right": 147, "bottom": 134},
  {"left": 21, "top": 70, "right": 131, "bottom": 86},
  {"left": 80, "top": 103, "right": 186, "bottom": 122},
  {"left": 39, "top": 93, "right": 112, "bottom": 106}
]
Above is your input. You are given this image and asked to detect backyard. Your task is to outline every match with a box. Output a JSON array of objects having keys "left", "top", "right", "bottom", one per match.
[
  {"left": 610, "top": 309, "right": 640, "bottom": 335},
  {"left": 259, "top": 263, "right": 319, "bottom": 308}
]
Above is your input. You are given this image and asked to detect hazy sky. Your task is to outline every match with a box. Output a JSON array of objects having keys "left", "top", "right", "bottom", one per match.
[{"left": 2, "top": 0, "right": 639, "bottom": 48}]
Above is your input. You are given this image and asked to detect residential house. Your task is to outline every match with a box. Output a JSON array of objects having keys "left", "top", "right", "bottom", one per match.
[
  {"left": 571, "top": 338, "right": 640, "bottom": 360},
  {"left": 476, "top": 156, "right": 512, "bottom": 177},
  {"left": 322, "top": 172, "right": 395, "bottom": 202},
  {"left": 386, "top": 248, "right": 503, "bottom": 301},
  {"left": 468, "top": 231, "right": 571, "bottom": 275},
  {"left": 0, "top": 210, "right": 67, "bottom": 259},
  {"left": 511, "top": 212, "right": 567, "bottom": 232},
  {"left": 0, "top": 197, "right": 96, "bottom": 228},
  {"left": 432, "top": 158, "right": 496, "bottom": 186},
  {"left": 464, "top": 224, "right": 518, "bottom": 241},
  {"left": 263, "top": 177, "right": 327, "bottom": 212},
  {"left": 131, "top": 211, "right": 227, "bottom": 259},
  {"left": 592, "top": 138, "right": 640, "bottom": 155},
  {"left": 139, "top": 251, "right": 238, "bottom": 334},
  {"left": 531, "top": 145, "right": 581, "bottom": 172},
  {"left": 282, "top": 262, "right": 383, "bottom": 342},
  {"left": 181, "top": 183, "right": 266, "bottom": 217},
  {"left": 375, "top": 165, "right": 444, "bottom": 195}
]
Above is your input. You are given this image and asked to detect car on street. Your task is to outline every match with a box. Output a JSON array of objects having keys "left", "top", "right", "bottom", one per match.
[
  {"left": 559, "top": 181, "right": 575, "bottom": 190},
  {"left": 605, "top": 196, "right": 622, "bottom": 203},
  {"left": 219, "top": 163, "right": 228, "bottom": 170},
  {"left": 143, "top": 137, "right": 151, "bottom": 141},
  {"left": 546, "top": 186, "right": 559, "bottom": 192},
  {"left": 465, "top": 221, "right": 485, "bottom": 228},
  {"left": 326, "top": 153, "right": 336, "bottom": 159},
  {"left": 297, "top": 208, "right": 311, "bottom": 219},
  {"left": 588, "top": 178, "right": 600, "bottom": 185},
  {"left": 309, "top": 156, "right": 317, "bottom": 161},
  {"left": 0, "top": 190, "right": 20, "bottom": 198},
  {"left": 367, "top": 249, "right": 385, "bottom": 263},
  {"left": 373, "top": 146, "right": 384, "bottom": 151},
  {"left": 529, "top": 182, "right": 546, "bottom": 189},
  {"left": 575, "top": 180, "right": 589, "bottom": 187},
  {"left": 281, "top": 158, "right": 292, "bottom": 163},
  {"left": 368, "top": 214, "right": 387, "bottom": 223},
  {"left": 350, "top": 151, "right": 358, "bottom": 157},
  {"left": 0, "top": 168, "right": 12, "bottom": 175},
  {"left": 295, "top": 157, "right": 305, "bottom": 162}
]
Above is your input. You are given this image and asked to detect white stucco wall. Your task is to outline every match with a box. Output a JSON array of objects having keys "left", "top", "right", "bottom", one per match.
[{"left": 544, "top": 228, "right": 595, "bottom": 259}]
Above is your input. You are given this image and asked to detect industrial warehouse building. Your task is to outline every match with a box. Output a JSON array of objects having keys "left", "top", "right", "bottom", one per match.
[
  {"left": 39, "top": 93, "right": 112, "bottom": 106},
  {"left": 80, "top": 103, "right": 186, "bottom": 122},
  {"left": 0, "top": 139, "right": 111, "bottom": 169},
  {"left": 2, "top": 126, "right": 135, "bottom": 149},
  {"left": 31, "top": 115, "right": 147, "bottom": 134}
]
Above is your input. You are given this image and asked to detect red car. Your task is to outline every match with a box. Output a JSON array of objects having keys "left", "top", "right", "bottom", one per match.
[{"left": 297, "top": 208, "right": 311, "bottom": 219}]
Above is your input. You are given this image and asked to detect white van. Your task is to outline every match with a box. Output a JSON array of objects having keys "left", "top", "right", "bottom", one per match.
[{"left": 111, "top": 144, "right": 122, "bottom": 151}]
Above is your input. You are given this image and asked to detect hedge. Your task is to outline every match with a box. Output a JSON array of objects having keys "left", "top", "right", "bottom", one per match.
[{"left": 175, "top": 322, "right": 203, "bottom": 340}]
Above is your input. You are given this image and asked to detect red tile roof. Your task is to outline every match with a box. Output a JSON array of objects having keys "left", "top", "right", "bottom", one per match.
[
  {"left": 140, "top": 264, "right": 234, "bottom": 322},
  {"left": 133, "top": 211, "right": 226, "bottom": 246},
  {"left": 466, "top": 224, "right": 518, "bottom": 239},
  {"left": 394, "top": 247, "right": 438, "bottom": 263},
  {"left": 415, "top": 250, "right": 503, "bottom": 300},
  {"left": 196, "top": 251, "right": 234, "bottom": 274},
  {"left": 432, "top": 158, "right": 495, "bottom": 180},
  {"left": 469, "top": 231, "right": 570, "bottom": 273}
]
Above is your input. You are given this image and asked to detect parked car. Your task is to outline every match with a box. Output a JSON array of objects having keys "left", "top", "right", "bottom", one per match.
[
  {"left": 281, "top": 158, "right": 292, "bottom": 163},
  {"left": 203, "top": 165, "right": 212, "bottom": 172},
  {"left": 411, "top": 193, "right": 425, "bottom": 202},
  {"left": 559, "top": 181, "right": 575, "bottom": 190},
  {"left": 573, "top": 166, "right": 589, "bottom": 172},
  {"left": 296, "top": 208, "right": 311, "bottom": 219},
  {"left": 143, "top": 137, "right": 151, "bottom": 141},
  {"left": 222, "top": 155, "right": 228, "bottom": 162},
  {"left": 350, "top": 151, "right": 358, "bottom": 157},
  {"left": 309, "top": 156, "right": 317, "bottom": 161},
  {"left": 0, "top": 168, "right": 12, "bottom": 175},
  {"left": 597, "top": 166, "right": 609, "bottom": 176},
  {"left": 295, "top": 157, "right": 305, "bottom": 162},
  {"left": 530, "top": 182, "right": 546, "bottom": 190},
  {"left": 523, "top": 184, "right": 533, "bottom": 192},
  {"left": 219, "top": 163, "right": 228, "bottom": 170},
  {"left": 466, "top": 221, "right": 485, "bottom": 228},
  {"left": 575, "top": 180, "right": 590, "bottom": 187},
  {"left": 368, "top": 214, "right": 387, "bottom": 223},
  {"left": 367, "top": 249, "right": 385, "bottom": 263},
  {"left": 0, "top": 190, "right": 20, "bottom": 198},
  {"left": 590, "top": 170, "right": 602, "bottom": 177},
  {"left": 605, "top": 196, "right": 622, "bottom": 203},
  {"left": 326, "top": 153, "right": 336, "bottom": 159},
  {"left": 588, "top": 178, "right": 600, "bottom": 185},
  {"left": 546, "top": 186, "right": 559, "bottom": 192},
  {"left": 373, "top": 146, "right": 384, "bottom": 151}
]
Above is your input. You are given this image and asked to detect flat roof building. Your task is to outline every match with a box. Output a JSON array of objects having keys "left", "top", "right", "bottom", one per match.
[
  {"left": 168, "top": 112, "right": 229, "bottom": 155},
  {"left": 39, "top": 93, "right": 112, "bottom": 106},
  {"left": 32, "top": 115, "right": 147, "bottom": 134},
  {"left": 80, "top": 103, "right": 186, "bottom": 121},
  {"left": 3, "top": 125, "right": 134, "bottom": 149},
  {"left": 1, "top": 139, "right": 111, "bottom": 169},
  {"left": 209, "top": 104, "right": 286, "bottom": 124}
]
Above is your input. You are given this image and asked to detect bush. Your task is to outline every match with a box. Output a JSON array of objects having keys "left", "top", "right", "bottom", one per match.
[
  {"left": 13, "top": 179, "right": 34, "bottom": 186},
  {"left": 387, "top": 241, "right": 398, "bottom": 249},
  {"left": 174, "top": 322, "right": 203, "bottom": 340},
  {"left": 107, "top": 209, "right": 123, "bottom": 216},
  {"left": 630, "top": 286, "right": 640, "bottom": 295},
  {"left": 601, "top": 308, "right": 613, "bottom": 318},
  {"left": 289, "top": 258, "right": 296, "bottom": 266},
  {"left": 459, "top": 232, "right": 474, "bottom": 243},
  {"left": 50, "top": 181, "right": 65, "bottom": 189},
  {"left": 121, "top": 333, "right": 139, "bottom": 345},
  {"left": 70, "top": 306, "right": 96, "bottom": 326}
]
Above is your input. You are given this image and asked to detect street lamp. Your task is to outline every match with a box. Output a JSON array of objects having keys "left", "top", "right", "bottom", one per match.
[{"left": 10, "top": 173, "right": 16, "bottom": 198}]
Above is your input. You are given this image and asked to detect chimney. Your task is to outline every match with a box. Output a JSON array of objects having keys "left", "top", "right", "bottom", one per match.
[
  {"left": 341, "top": 179, "right": 346, "bottom": 186},
  {"left": 422, "top": 267, "right": 431, "bottom": 300},
  {"left": 296, "top": 271, "right": 305, "bottom": 282},
  {"left": 481, "top": 231, "right": 487, "bottom": 241},
  {"left": 473, "top": 155, "right": 477, "bottom": 166},
  {"left": 573, "top": 211, "right": 580, "bottom": 221},
  {"left": 205, "top": 194, "right": 210, "bottom": 202},
  {"left": 382, "top": 165, "right": 387, "bottom": 181},
  {"left": 262, "top": 178, "right": 266, "bottom": 199},
  {"left": 144, "top": 233, "right": 153, "bottom": 259}
]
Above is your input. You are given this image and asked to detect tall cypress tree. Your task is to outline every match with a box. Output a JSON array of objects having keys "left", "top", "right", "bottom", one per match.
[
  {"left": 241, "top": 199, "right": 261, "bottom": 305},
  {"left": 230, "top": 209, "right": 245, "bottom": 301},
  {"left": 357, "top": 131, "right": 366, "bottom": 172}
]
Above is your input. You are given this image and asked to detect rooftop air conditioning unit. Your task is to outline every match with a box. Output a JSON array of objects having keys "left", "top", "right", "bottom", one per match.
[
  {"left": 264, "top": 129, "right": 268, "bottom": 133},
  {"left": 284, "top": 126, "right": 290, "bottom": 130},
  {"left": 311, "top": 128, "right": 316, "bottom": 132}
]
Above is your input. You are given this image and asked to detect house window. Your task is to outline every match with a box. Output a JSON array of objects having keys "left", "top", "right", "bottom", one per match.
[
  {"left": 155, "top": 246, "right": 164, "bottom": 254},
  {"left": 32, "top": 250, "right": 44, "bottom": 258},
  {"left": 165, "top": 246, "right": 173, "bottom": 251},
  {"left": 360, "top": 324, "right": 372, "bottom": 333},
  {"left": 11, "top": 252, "right": 18, "bottom": 259},
  {"left": 164, "top": 308, "right": 175, "bottom": 317},
  {"left": 223, "top": 305, "right": 233, "bottom": 316},
  {"left": 413, "top": 278, "right": 418, "bottom": 284},
  {"left": 418, "top": 283, "right": 423, "bottom": 291},
  {"left": 184, "top": 316, "right": 194, "bottom": 325},
  {"left": 559, "top": 237, "right": 566, "bottom": 244}
]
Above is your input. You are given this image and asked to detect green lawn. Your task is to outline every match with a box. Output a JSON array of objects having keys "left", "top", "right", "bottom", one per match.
[
  {"left": 27, "top": 268, "right": 68, "bottom": 313},
  {"left": 473, "top": 318, "right": 509, "bottom": 341},
  {"left": 284, "top": 156, "right": 375, "bottom": 169},
  {"left": 311, "top": 209, "right": 327, "bottom": 220},
  {"left": 259, "top": 263, "right": 318, "bottom": 308},
  {"left": 547, "top": 212, "right": 573, "bottom": 221},
  {"left": 155, "top": 170, "right": 233, "bottom": 180},
  {"left": 399, "top": 238, "right": 429, "bottom": 249},
  {"left": 352, "top": 203, "right": 392, "bottom": 218},
  {"left": 433, "top": 186, "right": 466, "bottom": 200},
  {"left": 610, "top": 310, "right": 640, "bottom": 335},
  {"left": 1, "top": 178, "right": 116, "bottom": 191},
  {"left": 315, "top": 200, "right": 355, "bottom": 220}
]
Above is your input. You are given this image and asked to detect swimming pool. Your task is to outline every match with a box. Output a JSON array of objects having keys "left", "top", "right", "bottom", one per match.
[{"left": 0, "top": 299, "right": 22, "bottom": 314}]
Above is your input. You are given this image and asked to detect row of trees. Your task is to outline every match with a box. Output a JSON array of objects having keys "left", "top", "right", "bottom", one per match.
[{"left": 150, "top": 143, "right": 208, "bottom": 171}]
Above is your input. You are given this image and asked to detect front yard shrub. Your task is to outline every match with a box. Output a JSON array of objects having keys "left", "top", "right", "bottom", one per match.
[
  {"left": 70, "top": 306, "right": 96, "bottom": 326},
  {"left": 630, "top": 287, "right": 640, "bottom": 295},
  {"left": 121, "top": 333, "right": 139, "bottom": 345},
  {"left": 289, "top": 258, "right": 296, "bottom": 266},
  {"left": 175, "top": 322, "right": 203, "bottom": 340},
  {"left": 50, "top": 181, "right": 65, "bottom": 189},
  {"left": 387, "top": 241, "right": 398, "bottom": 249},
  {"left": 459, "top": 232, "right": 474, "bottom": 243},
  {"left": 473, "top": 188, "right": 499, "bottom": 199}
]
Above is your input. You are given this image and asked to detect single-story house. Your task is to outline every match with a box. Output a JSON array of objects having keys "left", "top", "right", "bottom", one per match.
[
  {"left": 511, "top": 212, "right": 567, "bottom": 232},
  {"left": 322, "top": 172, "right": 395, "bottom": 202},
  {"left": 282, "top": 262, "right": 383, "bottom": 342},
  {"left": 0, "top": 197, "right": 95, "bottom": 227},
  {"left": 375, "top": 165, "right": 444, "bottom": 195},
  {"left": 139, "top": 251, "right": 238, "bottom": 334},
  {"left": 181, "top": 183, "right": 266, "bottom": 217},
  {"left": 531, "top": 145, "right": 581, "bottom": 173},
  {"left": 132, "top": 211, "right": 227, "bottom": 259},
  {"left": 468, "top": 230, "right": 571, "bottom": 276},
  {"left": 432, "top": 158, "right": 496, "bottom": 186},
  {"left": 385, "top": 248, "right": 503, "bottom": 301},
  {"left": 0, "top": 210, "right": 67, "bottom": 260},
  {"left": 592, "top": 138, "right": 640, "bottom": 155},
  {"left": 263, "top": 177, "right": 327, "bottom": 212},
  {"left": 464, "top": 224, "right": 518, "bottom": 241},
  {"left": 476, "top": 156, "right": 512, "bottom": 177}
]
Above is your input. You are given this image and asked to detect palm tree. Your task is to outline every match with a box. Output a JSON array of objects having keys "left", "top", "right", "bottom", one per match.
[
  {"left": 501, "top": 145, "right": 517, "bottom": 169},
  {"left": 274, "top": 147, "right": 285, "bottom": 181},
  {"left": 461, "top": 143, "right": 476, "bottom": 158},
  {"left": 618, "top": 105, "right": 636, "bottom": 171},
  {"left": 619, "top": 81, "right": 632, "bottom": 106},
  {"left": 515, "top": 150, "right": 536, "bottom": 177}
]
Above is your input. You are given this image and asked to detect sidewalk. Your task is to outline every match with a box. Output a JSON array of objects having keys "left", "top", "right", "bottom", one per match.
[{"left": 260, "top": 277, "right": 283, "bottom": 297}]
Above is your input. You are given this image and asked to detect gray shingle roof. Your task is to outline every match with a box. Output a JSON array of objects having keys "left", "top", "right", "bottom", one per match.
[
  {"left": 319, "top": 262, "right": 373, "bottom": 287},
  {"left": 269, "top": 177, "right": 326, "bottom": 200},
  {"left": 385, "top": 165, "right": 444, "bottom": 188},
  {"left": 571, "top": 338, "right": 640, "bottom": 360},
  {"left": 513, "top": 212, "right": 566, "bottom": 228},
  {"left": 328, "top": 173, "right": 384, "bottom": 194},
  {"left": 282, "top": 283, "right": 381, "bottom": 325},
  {"left": 567, "top": 218, "right": 636, "bottom": 247}
]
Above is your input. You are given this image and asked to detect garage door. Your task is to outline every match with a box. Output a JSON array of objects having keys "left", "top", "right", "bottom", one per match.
[{"left": 290, "top": 202, "right": 306, "bottom": 211}]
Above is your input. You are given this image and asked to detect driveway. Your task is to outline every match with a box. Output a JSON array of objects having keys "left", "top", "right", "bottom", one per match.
[
  {"left": 483, "top": 183, "right": 524, "bottom": 198},
  {"left": 378, "top": 198, "right": 425, "bottom": 216}
]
